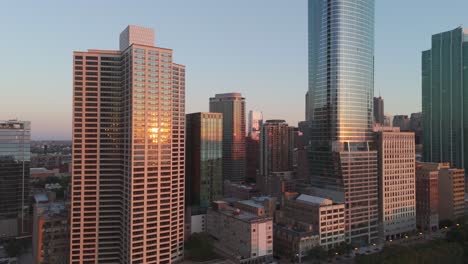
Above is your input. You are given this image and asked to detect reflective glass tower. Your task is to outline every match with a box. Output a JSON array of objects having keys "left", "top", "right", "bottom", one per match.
[
  {"left": 209, "top": 93, "right": 246, "bottom": 183},
  {"left": 422, "top": 27, "right": 468, "bottom": 172},
  {"left": 186, "top": 112, "right": 223, "bottom": 211},
  {"left": 0, "top": 120, "right": 31, "bottom": 238},
  {"left": 308, "top": 0, "right": 378, "bottom": 244}
]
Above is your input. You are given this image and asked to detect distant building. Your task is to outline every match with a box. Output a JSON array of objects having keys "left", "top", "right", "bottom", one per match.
[
  {"left": 373, "top": 97, "right": 384, "bottom": 125},
  {"left": 0, "top": 120, "right": 31, "bottom": 238},
  {"left": 31, "top": 153, "right": 71, "bottom": 173},
  {"left": 30, "top": 167, "right": 58, "bottom": 179},
  {"left": 268, "top": 171, "right": 296, "bottom": 199},
  {"left": 422, "top": 27, "right": 468, "bottom": 173},
  {"left": 207, "top": 201, "right": 273, "bottom": 263},
  {"left": 375, "top": 127, "right": 416, "bottom": 240},
  {"left": 246, "top": 112, "right": 263, "bottom": 182},
  {"left": 32, "top": 198, "right": 69, "bottom": 264},
  {"left": 383, "top": 115, "right": 393, "bottom": 127},
  {"left": 210, "top": 93, "right": 246, "bottom": 183},
  {"left": 258, "top": 120, "right": 295, "bottom": 195},
  {"left": 234, "top": 196, "right": 277, "bottom": 217},
  {"left": 276, "top": 194, "right": 345, "bottom": 249},
  {"left": 224, "top": 180, "right": 261, "bottom": 200},
  {"left": 248, "top": 111, "right": 263, "bottom": 140},
  {"left": 295, "top": 122, "right": 310, "bottom": 180},
  {"left": 392, "top": 115, "right": 410, "bottom": 131},
  {"left": 416, "top": 163, "right": 439, "bottom": 232}
]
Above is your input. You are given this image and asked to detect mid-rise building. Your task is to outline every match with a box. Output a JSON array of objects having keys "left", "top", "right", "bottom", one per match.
[
  {"left": 276, "top": 194, "right": 345, "bottom": 248},
  {"left": 422, "top": 27, "right": 468, "bottom": 173},
  {"left": 373, "top": 97, "right": 384, "bottom": 125},
  {"left": 32, "top": 199, "right": 69, "bottom": 264},
  {"left": 206, "top": 201, "right": 273, "bottom": 263},
  {"left": 0, "top": 120, "right": 31, "bottom": 238},
  {"left": 234, "top": 196, "right": 277, "bottom": 217},
  {"left": 308, "top": 0, "right": 378, "bottom": 244},
  {"left": 416, "top": 163, "right": 465, "bottom": 225},
  {"left": 71, "top": 25, "right": 185, "bottom": 263},
  {"left": 209, "top": 93, "right": 246, "bottom": 183},
  {"left": 416, "top": 163, "right": 439, "bottom": 232},
  {"left": 375, "top": 127, "right": 416, "bottom": 240},
  {"left": 273, "top": 225, "right": 319, "bottom": 262},
  {"left": 438, "top": 166, "right": 465, "bottom": 222}
]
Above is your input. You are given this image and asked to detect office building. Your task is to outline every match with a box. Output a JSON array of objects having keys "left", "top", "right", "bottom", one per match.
[
  {"left": 71, "top": 25, "right": 185, "bottom": 263},
  {"left": 206, "top": 201, "right": 273, "bottom": 263},
  {"left": 248, "top": 111, "right": 263, "bottom": 140},
  {"left": 416, "top": 163, "right": 439, "bottom": 232},
  {"left": 438, "top": 166, "right": 465, "bottom": 222},
  {"left": 383, "top": 115, "right": 393, "bottom": 127},
  {"left": 276, "top": 194, "right": 345, "bottom": 248},
  {"left": 246, "top": 111, "right": 262, "bottom": 183},
  {"left": 308, "top": 0, "right": 378, "bottom": 244},
  {"left": 422, "top": 27, "right": 468, "bottom": 172},
  {"left": 415, "top": 162, "right": 465, "bottom": 224},
  {"left": 273, "top": 224, "right": 319, "bottom": 262},
  {"left": 392, "top": 115, "right": 410, "bottom": 131},
  {"left": 209, "top": 93, "right": 246, "bottom": 183},
  {"left": 375, "top": 127, "right": 416, "bottom": 240},
  {"left": 186, "top": 112, "right": 223, "bottom": 211},
  {"left": 32, "top": 198, "right": 69, "bottom": 264},
  {"left": 373, "top": 97, "right": 384, "bottom": 125},
  {"left": 246, "top": 136, "right": 260, "bottom": 183},
  {"left": 0, "top": 120, "right": 31, "bottom": 238},
  {"left": 258, "top": 120, "right": 294, "bottom": 195}
]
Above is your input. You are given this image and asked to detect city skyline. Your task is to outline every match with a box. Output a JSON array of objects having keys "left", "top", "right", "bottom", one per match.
[{"left": 3, "top": 0, "right": 468, "bottom": 139}]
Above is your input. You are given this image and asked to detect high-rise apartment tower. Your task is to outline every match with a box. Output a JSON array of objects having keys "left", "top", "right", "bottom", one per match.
[{"left": 71, "top": 25, "right": 185, "bottom": 264}]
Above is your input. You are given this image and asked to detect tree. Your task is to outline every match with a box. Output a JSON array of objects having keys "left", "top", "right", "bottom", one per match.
[
  {"left": 185, "top": 233, "right": 218, "bottom": 261},
  {"left": 306, "top": 246, "right": 328, "bottom": 263}
]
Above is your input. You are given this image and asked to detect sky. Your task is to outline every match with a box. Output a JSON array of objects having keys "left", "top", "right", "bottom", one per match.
[{"left": 1, "top": 0, "right": 468, "bottom": 140}]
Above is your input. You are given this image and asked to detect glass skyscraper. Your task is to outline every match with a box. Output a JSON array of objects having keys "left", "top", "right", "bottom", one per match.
[
  {"left": 209, "top": 93, "right": 246, "bottom": 183},
  {"left": 186, "top": 112, "right": 223, "bottom": 211},
  {"left": 0, "top": 120, "right": 31, "bottom": 238},
  {"left": 308, "top": 0, "right": 378, "bottom": 244},
  {"left": 422, "top": 27, "right": 468, "bottom": 172}
]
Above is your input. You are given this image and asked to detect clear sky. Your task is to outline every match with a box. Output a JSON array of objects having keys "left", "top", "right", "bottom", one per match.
[{"left": 1, "top": 0, "right": 468, "bottom": 140}]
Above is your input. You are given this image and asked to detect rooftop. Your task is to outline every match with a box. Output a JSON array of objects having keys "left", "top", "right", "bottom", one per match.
[
  {"left": 211, "top": 201, "right": 271, "bottom": 223},
  {"left": 296, "top": 194, "right": 333, "bottom": 206}
]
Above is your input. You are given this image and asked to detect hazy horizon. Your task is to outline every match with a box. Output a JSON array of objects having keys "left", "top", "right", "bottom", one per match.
[{"left": 2, "top": 0, "right": 468, "bottom": 140}]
